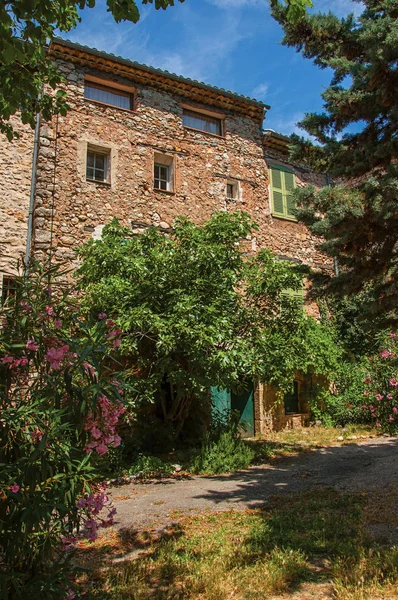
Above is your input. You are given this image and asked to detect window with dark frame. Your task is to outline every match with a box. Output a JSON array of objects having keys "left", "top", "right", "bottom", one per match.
[
  {"left": 1, "top": 276, "right": 16, "bottom": 303},
  {"left": 182, "top": 109, "right": 222, "bottom": 136},
  {"left": 86, "top": 150, "right": 109, "bottom": 183},
  {"left": 226, "top": 181, "right": 240, "bottom": 200},
  {"left": 84, "top": 81, "right": 134, "bottom": 110},
  {"left": 154, "top": 163, "right": 171, "bottom": 191}
]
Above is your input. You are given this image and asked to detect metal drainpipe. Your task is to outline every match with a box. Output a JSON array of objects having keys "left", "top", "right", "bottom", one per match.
[{"left": 24, "top": 103, "right": 41, "bottom": 276}]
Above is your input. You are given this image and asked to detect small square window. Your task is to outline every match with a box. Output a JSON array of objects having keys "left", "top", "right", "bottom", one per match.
[
  {"left": 154, "top": 164, "right": 170, "bottom": 191},
  {"left": 153, "top": 152, "right": 174, "bottom": 192},
  {"left": 86, "top": 149, "right": 110, "bottom": 183},
  {"left": 226, "top": 181, "right": 240, "bottom": 201}
]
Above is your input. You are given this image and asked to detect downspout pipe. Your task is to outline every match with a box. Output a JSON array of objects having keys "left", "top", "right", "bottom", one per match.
[{"left": 24, "top": 102, "right": 41, "bottom": 276}]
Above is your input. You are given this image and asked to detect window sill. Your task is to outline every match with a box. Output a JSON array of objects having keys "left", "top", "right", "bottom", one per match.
[
  {"left": 183, "top": 126, "right": 224, "bottom": 139},
  {"left": 86, "top": 179, "right": 111, "bottom": 187},
  {"left": 83, "top": 98, "right": 135, "bottom": 113},
  {"left": 271, "top": 213, "right": 297, "bottom": 223},
  {"left": 154, "top": 188, "right": 175, "bottom": 195}
]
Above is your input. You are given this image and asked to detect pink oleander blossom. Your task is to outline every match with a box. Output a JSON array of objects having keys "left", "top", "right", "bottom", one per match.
[
  {"left": 45, "top": 305, "right": 55, "bottom": 317},
  {"left": 54, "top": 319, "right": 62, "bottom": 329},
  {"left": 389, "top": 416, "right": 395, "bottom": 422},
  {"left": 98, "top": 312, "right": 107, "bottom": 320},
  {"left": 393, "top": 407, "right": 398, "bottom": 414},
  {"left": 376, "top": 394, "right": 384, "bottom": 401},
  {"left": 389, "top": 378, "right": 398, "bottom": 387},
  {"left": 45, "top": 344, "right": 69, "bottom": 370},
  {"left": 364, "top": 390, "right": 370, "bottom": 396},
  {"left": 26, "top": 339, "right": 39, "bottom": 351},
  {"left": 379, "top": 350, "right": 392, "bottom": 359},
  {"left": 9, "top": 483, "right": 20, "bottom": 493},
  {"left": 387, "top": 394, "right": 393, "bottom": 400}
]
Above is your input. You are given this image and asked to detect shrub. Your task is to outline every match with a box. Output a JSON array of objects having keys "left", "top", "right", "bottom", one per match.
[
  {"left": 362, "top": 332, "right": 398, "bottom": 434},
  {"left": 128, "top": 454, "right": 174, "bottom": 478},
  {"left": 309, "top": 360, "right": 370, "bottom": 427},
  {"left": 191, "top": 412, "right": 255, "bottom": 475},
  {"left": 0, "top": 264, "right": 126, "bottom": 599}
]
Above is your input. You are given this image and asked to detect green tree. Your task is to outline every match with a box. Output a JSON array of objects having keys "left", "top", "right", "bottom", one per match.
[
  {"left": 77, "top": 212, "right": 339, "bottom": 442},
  {"left": 272, "top": 0, "right": 398, "bottom": 327},
  {"left": 1, "top": 0, "right": 311, "bottom": 140}
]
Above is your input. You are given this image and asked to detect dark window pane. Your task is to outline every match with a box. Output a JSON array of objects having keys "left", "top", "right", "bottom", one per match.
[{"left": 86, "top": 166, "right": 94, "bottom": 180}]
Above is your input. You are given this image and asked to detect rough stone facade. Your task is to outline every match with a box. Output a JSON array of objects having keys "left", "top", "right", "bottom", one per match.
[
  {"left": 0, "top": 116, "right": 34, "bottom": 282},
  {"left": 0, "top": 39, "right": 333, "bottom": 433}
]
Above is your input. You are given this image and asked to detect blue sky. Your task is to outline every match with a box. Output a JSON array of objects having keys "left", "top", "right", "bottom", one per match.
[{"left": 62, "top": 0, "right": 363, "bottom": 136}]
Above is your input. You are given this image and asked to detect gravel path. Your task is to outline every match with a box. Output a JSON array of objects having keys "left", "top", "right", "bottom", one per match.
[{"left": 110, "top": 437, "right": 398, "bottom": 532}]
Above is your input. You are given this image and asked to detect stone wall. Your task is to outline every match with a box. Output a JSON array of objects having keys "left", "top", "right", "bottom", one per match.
[
  {"left": 0, "top": 116, "right": 34, "bottom": 277},
  {"left": 31, "top": 58, "right": 332, "bottom": 292}
]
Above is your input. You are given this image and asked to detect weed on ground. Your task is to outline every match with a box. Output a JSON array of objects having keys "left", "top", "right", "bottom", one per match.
[{"left": 74, "top": 486, "right": 398, "bottom": 600}]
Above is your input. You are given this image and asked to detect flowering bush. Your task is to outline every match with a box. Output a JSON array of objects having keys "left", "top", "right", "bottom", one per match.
[
  {"left": 0, "top": 263, "right": 126, "bottom": 599},
  {"left": 362, "top": 333, "right": 398, "bottom": 434}
]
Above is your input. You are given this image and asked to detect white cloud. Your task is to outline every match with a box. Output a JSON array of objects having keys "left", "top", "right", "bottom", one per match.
[{"left": 251, "top": 82, "right": 269, "bottom": 100}]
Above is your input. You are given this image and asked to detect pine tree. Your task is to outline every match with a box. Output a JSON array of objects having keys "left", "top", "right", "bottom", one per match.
[{"left": 271, "top": 0, "right": 398, "bottom": 327}]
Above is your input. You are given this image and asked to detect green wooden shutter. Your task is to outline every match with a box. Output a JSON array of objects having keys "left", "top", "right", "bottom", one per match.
[
  {"left": 270, "top": 165, "right": 296, "bottom": 219},
  {"left": 284, "top": 171, "right": 296, "bottom": 217},
  {"left": 270, "top": 168, "right": 285, "bottom": 215}
]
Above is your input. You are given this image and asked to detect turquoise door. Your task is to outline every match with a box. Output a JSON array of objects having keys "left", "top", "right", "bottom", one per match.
[
  {"left": 231, "top": 382, "right": 254, "bottom": 437},
  {"left": 211, "top": 382, "right": 254, "bottom": 436}
]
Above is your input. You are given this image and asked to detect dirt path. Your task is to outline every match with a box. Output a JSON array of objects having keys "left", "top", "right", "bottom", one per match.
[{"left": 111, "top": 437, "right": 398, "bottom": 532}]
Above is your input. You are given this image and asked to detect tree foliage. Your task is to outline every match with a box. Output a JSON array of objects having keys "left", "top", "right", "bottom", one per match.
[
  {"left": 272, "top": 0, "right": 398, "bottom": 327},
  {"left": 77, "top": 212, "right": 340, "bottom": 441},
  {"left": 1, "top": 0, "right": 312, "bottom": 140}
]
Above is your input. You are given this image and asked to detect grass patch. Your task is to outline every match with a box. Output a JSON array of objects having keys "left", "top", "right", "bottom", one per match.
[
  {"left": 74, "top": 487, "right": 398, "bottom": 600},
  {"left": 249, "top": 424, "right": 378, "bottom": 464}
]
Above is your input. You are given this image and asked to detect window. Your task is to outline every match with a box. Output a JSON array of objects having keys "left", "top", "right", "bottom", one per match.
[
  {"left": 153, "top": 152, "right": 174, "bottom": 192},
  {"left": 269, "top": 164, "right": 296, "bottom": 220},
  {"left": 154, "top": 164, "right": 170, "bottom": 191},
  {"left": 84, "top": 81, "right": 134, "bottom": 110},
  {"left": 182, "top": 109, "right": 222, "bottom": 136},
  {"left": 281, "top": 285, "right": 304, "bottom": 306},
  {"left": 86, "top": 148, "right": 110, "bottom": 183},
  {"left": 1, "top": 275, "right": 16, "bottom": 303},
  {"left": 226, "top": 181, "right": 240, "bottom": 201}
]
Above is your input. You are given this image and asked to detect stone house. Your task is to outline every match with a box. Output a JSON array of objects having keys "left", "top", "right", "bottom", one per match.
[{"left": 0, "top": 38, "right": 331, "bottom": 434}]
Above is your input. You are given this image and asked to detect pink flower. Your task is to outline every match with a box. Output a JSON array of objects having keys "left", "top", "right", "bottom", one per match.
[
  {"left": 389, "top": 416, "right": 395, "bottom": 422},
  {"left": 9, "top": 483, "right": 20, "bottom": 493},
  {"left": 96, "top": 443, "right": 108, "bottom": 455},
  {"left": 91, "top": 427, "right": 102, "bottom": 440},
  {"left": 362, "top": 405, "right": 367, "bottom": 409},
  {"left": 376, "top": 422, "right": 381, "bottom": 427},
  {"left": 376, "top": 394, "right": 384, "bottom": 401},
  {"left": 45, "top": 344, "right": 69, "bottom": 370},
  {"left": 387, "top": 394, "right": 393, "bottom": 400},
  {"left": 389, "top": 332, "right": 397, "bottom": 339},
  {"left": 54, "top": 319, "right": 62, "bottom": 329},
  {"left": 379, "top": 350, "right": 391, "bottom": 359},
  {"left": 389, "top": 379, "right": 398, "bottom": 387},
  {"left": 364, "top": 390, "right": 370, "bottom": 396},
  {"left": 112, "top": 338, "right": 121, "bottom": 348},
  {"left": 393, "top": 407, "right": 398, "bottom": 414},
  {"left": 20, "top": 301, "right": 31, "bottom": 313},
  {"left": 1, "top": 355, "right": 14, "bottom": 364},
  {"left": 106, "top": 319, "right": 115, "bottom": 328},
  {"left": 77, "top": 497, "right": 87, "bottom": 509},
  {"left": 98, "top": 313, "right": 107, "bottom": 320},
  {"left": 45, "top": 305, "right": 55, "bottom": 317},
  {"left": 26, "top": 339, "right": 39, "bottom": 351}
]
